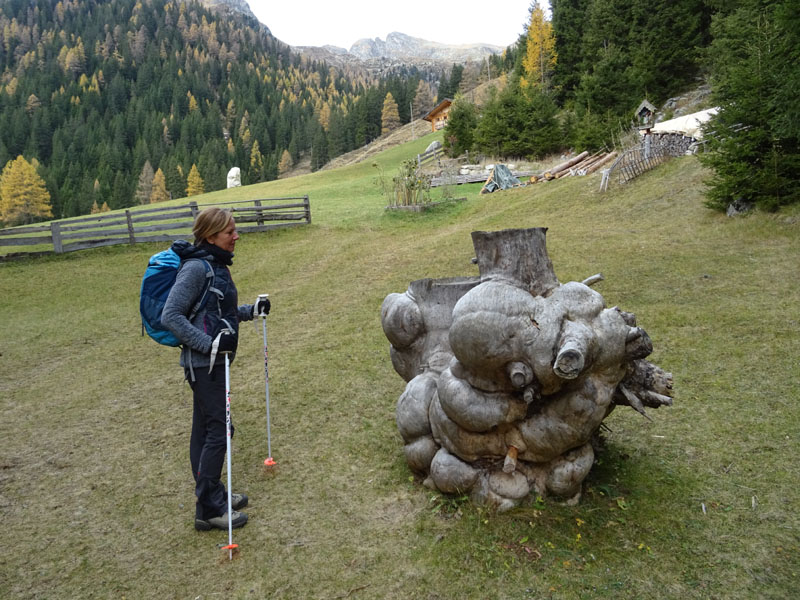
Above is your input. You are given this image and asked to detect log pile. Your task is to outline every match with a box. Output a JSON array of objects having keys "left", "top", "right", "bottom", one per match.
[{"left": 528, "top": 151, "right": 617, "bottom": 184}]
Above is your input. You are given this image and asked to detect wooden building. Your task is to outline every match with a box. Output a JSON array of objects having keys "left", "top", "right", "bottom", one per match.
[{"left": 423, "top": 98, "right": 452, "bottom": 132}]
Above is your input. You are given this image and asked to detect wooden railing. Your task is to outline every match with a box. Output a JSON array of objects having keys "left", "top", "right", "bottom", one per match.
[{"left": 0, "top": 196, "right": 311, "bottom": 259}]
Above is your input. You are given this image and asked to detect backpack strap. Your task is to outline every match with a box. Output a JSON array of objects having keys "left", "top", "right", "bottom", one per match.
[
  {"left": 183, "top": 259, "right": 215, "bottom": 384},
  {"left": 187, "top": 259, "right": 215, "bottom": 321}
]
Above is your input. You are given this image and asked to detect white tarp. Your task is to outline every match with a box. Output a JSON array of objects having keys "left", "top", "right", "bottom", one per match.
[{"left": 650, "top": 107, "right": 718, "bottom": 140}]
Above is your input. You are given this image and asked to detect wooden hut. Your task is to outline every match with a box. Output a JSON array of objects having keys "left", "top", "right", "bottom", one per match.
[{"left": 423, "top": 98, "right": 452, "bottom": 132}]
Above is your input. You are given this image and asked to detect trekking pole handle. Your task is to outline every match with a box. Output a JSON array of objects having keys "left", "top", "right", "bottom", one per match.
[{"left": 257, "top": 293, "right": 270, "bottom": 318}]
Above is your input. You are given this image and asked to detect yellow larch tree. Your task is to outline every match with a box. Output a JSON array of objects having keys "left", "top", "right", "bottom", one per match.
[
  {"left": 278, "top": 149, "right": 293, "bottom": 176},
  {"left": 381, "top": 92, "right": 401, "bottom": 134},
  {"left": 0, "top": 156, "right": 53, "bottom": 226},
  {"left": 250, "top": 140, "right": 264, "bottom": 180},
  {"left": 185, "top": 164, "right": 204, "bottom": 197},
  {"left": 521, "top": 1, "right": 557, "bottom": 91},
  {"left": 319, "top": 101, "right": 331, "bottom": 132},
  {"left": 149, "top": 168, "right": 170, "bottom": 203}
]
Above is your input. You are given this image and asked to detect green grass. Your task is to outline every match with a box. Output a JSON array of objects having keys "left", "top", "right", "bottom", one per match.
[{"left": 1, "top": 133, "right": 798, "bottom": 599}]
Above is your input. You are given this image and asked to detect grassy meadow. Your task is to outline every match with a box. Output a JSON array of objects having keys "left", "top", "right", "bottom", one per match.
[{"left": 1, "top": 131, "right": 798, "bottom": 599}]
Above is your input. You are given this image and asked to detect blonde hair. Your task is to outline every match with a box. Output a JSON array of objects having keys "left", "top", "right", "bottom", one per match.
[{"left": 193, "top": 207, "right": 234, "bottom": 245}]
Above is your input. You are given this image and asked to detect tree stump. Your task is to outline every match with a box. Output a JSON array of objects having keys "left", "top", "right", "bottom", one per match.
[{"left": 381, "top": 228, "right": 673, "bottom": 511}]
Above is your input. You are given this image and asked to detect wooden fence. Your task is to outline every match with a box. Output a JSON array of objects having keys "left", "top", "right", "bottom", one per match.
[
  {"left": 600, "top": 132, "right": 696, "bottom": 192},
  {"left": 0, "top": 196, "right": 310, "bottom": 259},
  {"left": 416, "top": 146, "right": 443, "bottom": 168}
]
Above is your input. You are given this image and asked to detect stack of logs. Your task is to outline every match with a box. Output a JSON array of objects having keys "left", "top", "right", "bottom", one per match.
[{"left": 529, "top": 150, "right": 618, "bottom": 183}]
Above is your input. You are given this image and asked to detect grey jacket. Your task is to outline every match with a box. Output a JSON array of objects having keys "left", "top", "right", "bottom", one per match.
[{"left": 161, "top": 243, "right": 253, "bottom": 376}]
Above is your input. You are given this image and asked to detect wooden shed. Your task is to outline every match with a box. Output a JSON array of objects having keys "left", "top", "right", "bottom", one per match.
[{"left": 423, "top": 98, "right": 452, "bottom": 132}]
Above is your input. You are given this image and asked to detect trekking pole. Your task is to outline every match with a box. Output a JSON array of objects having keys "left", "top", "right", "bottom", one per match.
[
  {"left": 221, "top": 352, "right": 238, "bottom": 560},
  {"left": 258, "top": 294, "right": 276, "bottom": 468}
]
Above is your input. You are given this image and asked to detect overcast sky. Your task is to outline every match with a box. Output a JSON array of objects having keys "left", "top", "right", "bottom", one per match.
[{"left": 248, "top": 1, "right": 535, "bottom": 50}]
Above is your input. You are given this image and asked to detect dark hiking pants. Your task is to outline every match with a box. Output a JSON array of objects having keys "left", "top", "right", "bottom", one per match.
[{"left": 187, "top": 363, "right": 234, "bottom": 520}]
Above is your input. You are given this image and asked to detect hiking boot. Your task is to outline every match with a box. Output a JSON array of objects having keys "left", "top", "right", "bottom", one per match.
[
  {"left": 195, "top": 510, "right": 248, "bottom": 531},
  {"left": 231, "top": 492, "right": 248, "bottom": 510}
]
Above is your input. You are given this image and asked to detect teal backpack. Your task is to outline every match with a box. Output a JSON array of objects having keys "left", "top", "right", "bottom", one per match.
[{"left": 140, "top": 247, "right": 214, "bottom": 346}]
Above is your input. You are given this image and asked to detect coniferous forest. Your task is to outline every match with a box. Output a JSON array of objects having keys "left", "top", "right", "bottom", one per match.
[
  {"left": 1, "top": 0, "right": 797, "bottom": 223},
  {"left": 0, "top": 0, "right": 426, "bottom": 219}
]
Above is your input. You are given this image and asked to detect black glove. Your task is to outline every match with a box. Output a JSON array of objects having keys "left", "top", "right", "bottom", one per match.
[
  {"left": 254, "top": 296, "right": 271, "bottom": 317},
  {"left": 215, "top": 330, "right": 238, "bottom": 354},
  {"left": 211, "top": 322, "right": 238, "bottom": 356}
]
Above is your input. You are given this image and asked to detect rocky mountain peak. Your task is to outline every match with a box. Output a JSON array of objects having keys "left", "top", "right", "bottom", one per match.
[
  {"left": 349, "top": 31, "right": 504, "bottom": 63},
  {"left": 199, "top": 0, "right": 263, "bottom": 28}
]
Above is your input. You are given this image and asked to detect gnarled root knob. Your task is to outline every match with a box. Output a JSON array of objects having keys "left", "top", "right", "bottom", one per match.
[
  {"left": 429, "top": 448, "right": 479, "bottom": 494},
  {"left": 380, "top": 292, "right": 423, "bottom": 349},
  {"left": 438, "top": 366, "right": 527, "bottom": 433},
  {"left": 503, "top": 446, "right": 519, "bottom": 473},
  {"left": 507, "top": 361, "right": 534, "bottom": 389},
  {"left": 554, "top": 346, "right": 585, "bottom": 379},
  {"left": 403, "top": 436, "right": 439, "bottom": 474},
  {"left": 545, "top": 443, "right": 594, "bottom": 500},
  {"left": 553, "top": 320, "right": 593, "bottom": 379},
  {"left": 625, "top": 326, "right": 653, "bottom": 359}
]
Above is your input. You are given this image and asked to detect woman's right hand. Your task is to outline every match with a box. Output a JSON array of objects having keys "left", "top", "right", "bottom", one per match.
[{"left": 211, "top": 322, "right": 238, "bottom": 355}]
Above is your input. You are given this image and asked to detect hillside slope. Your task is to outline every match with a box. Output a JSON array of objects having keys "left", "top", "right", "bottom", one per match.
[{"left": 1, "top": 140, "right": 798, "bottom": 599}]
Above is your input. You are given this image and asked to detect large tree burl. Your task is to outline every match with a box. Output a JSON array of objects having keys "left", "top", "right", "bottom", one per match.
[{"left": 381, "top": 228, "right": 672, "bottom": 511}]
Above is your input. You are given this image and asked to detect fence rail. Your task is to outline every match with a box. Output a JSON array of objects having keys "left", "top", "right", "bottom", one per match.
[{"left": 0, "top": 196, "right": 311, "bottom": 258}]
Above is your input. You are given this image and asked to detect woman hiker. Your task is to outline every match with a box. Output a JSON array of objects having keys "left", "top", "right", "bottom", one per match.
[{"left": 162, "top": 207, "right": 270, "bottom": 531}]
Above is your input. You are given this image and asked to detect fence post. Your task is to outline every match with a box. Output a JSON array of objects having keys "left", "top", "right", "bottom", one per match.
[
  {"left": 51, "top": 221, "right": 63, "bottom": 254},
  {"left": 125, "top": 209, "right": 136, "bottom": 245},
  {"left": 189, "top": 201, "right": 199, "bottom": 219},
  {"left": 304, "top": 195, "right": 311, "bottom": 224},
  {"left": 254, "top": 199, "right": 264, "bottom": 229}
]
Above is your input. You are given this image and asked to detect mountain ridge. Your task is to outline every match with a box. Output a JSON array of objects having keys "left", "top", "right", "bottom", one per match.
[
  {"left": 203, "top": 1, "right": 506, "bottom": 66},
  {"left": 345, "top": 31, "right": 504, "bottom": 62}
]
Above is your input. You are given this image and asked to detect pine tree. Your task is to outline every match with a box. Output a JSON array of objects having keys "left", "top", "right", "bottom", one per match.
[
  {"left": 186, "top": 164, "right": 205, "bottom": 197},
  {"left": 0, "top": 155, "right": 53, "bottom": 226},
  {"left": 443, "top": 96, "right": 478, "bottom": 157},
  {"left": 311, "top": 126, "right": 329, "bottom": 172},
  {"left": 522, "top": 1, "right": 557, "bottom": 91},
  {"left": 412, "top": 79, "right": 435, "bottom": 119},
  {"left": 474, "top": 79, "right": 563, "bottom": 158},
  {"left": 700, "top": 0, "right": 800, "bottom": 211},
  {"left": 134, "top": 160, "right": 155, "bottom": 205},
  {"left": 447, "top": 65, "right": 464, "bottom": 98},
  {"left": 149, "top": 168, "right": 170, "bottom": 203},
  {"left": 436, "top": 70, "right": 451, "bottom": 103},
  {"left": 550, "top": 0, "right": 589, "bottom": 101},
  {"left": 381, "top": 92, "right": 401, "bottom": 134}
]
